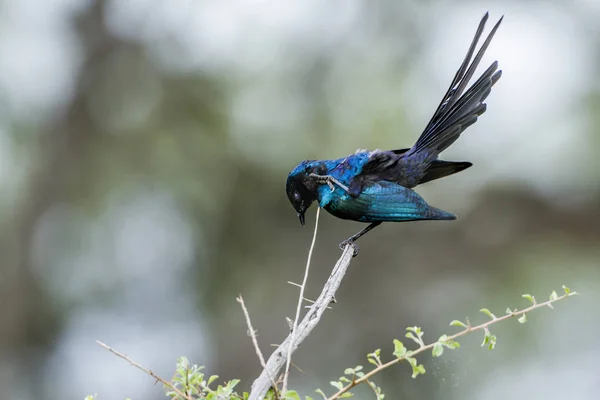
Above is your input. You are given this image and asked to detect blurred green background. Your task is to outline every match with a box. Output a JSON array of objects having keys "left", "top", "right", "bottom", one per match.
[{"left": 1, "top": 0, "right": 599, "bottom": 399}]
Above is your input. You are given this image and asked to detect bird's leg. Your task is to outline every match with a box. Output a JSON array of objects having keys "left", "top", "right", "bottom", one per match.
[
  {"left": 308, "top": 173, "right": 349, "bottom": 193},
  {"left": 339, "top": 222, "right": 382, "bottom": 257}
]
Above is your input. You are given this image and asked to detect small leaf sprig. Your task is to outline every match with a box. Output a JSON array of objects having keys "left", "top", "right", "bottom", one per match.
[
  {"left": 95, "top": 343, "right": 246, "bottom": 400},
  {"left": 167, "top": 356, "right": 242, "bottom": 399},
  {"left": 320, "top": 285, "right": 578, "bottom": 400}
]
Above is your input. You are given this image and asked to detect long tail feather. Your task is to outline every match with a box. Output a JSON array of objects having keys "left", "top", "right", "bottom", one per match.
[
  {"left": 407, "top": 13, "right": 503, "bottom": 159},
  {"left": 419, "top": 160, "right": 472, "bottom": 184}
]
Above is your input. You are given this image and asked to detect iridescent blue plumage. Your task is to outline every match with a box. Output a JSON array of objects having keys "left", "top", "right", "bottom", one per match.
[
  {"left": 320, "top": 179, "right": 455, "bottom": 223},
  {"left": 288, "top": 152, "right": 456, "bottom": 223},
  {"left": 285, "top": 13, "right": 503, "bottom": 254}
]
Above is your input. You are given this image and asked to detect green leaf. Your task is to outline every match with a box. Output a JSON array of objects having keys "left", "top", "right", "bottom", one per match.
[
  {"left": 283, "top": 390, "right": 301, "bottom": 400},
  {"left": 228, "top": 379, "right": 240, "bottom": 390},
  {"left": 449, "top": 320, "right": 468, "bottom": 329},
  {"left": 393, "top": 339, "right": 407, "bottom": 358},
  {"left": 445, "top": 340, "right": 460, "bottom": 349},
  {"left": 354, "top": 365, "right": 363, "bottom": 372},
  {"left": 177, "top": 356, "right": 190, "bottom": 369},
  {"left": 405, "top": 327, "right": 425, "bottom": 346},
  {"left": 522, "top": 294, "right": 536, "bottom": 305},
  {"left": 549, "top": 291, "right": 558, "bottom": 301},
  {"left": 407, "top": 357, "right": 426, "bottom": 378},
  {"left": 438, "top": 334, "right": 460, "bottom": 350},
  {"left": 339, "top": 377, "right": 350, "bottom": 383},
  {"left": 367, "top": 349, "right": 381, "bottom": 366},
  {"left": 489, "top": 334, "right": 497, "bottom": 350},
  {"left": 207, "top": 375, "right": 218, "bottom": 386},
  {"left": 481, "top": 329, "right": 497, "bottom": 350},
  {"left": 344, "top": 368, "right": 354, "bottom": 376},
  {"left": 340, "top": 393, "right": 354, "bottom": 398},
  {"left": 330, "top": 381, "right": 344, "bottom": 390},
  {"left": 315, "top": 389, "right": 327, "bottom": 399},
  {"left": 518, "top": 314, "right": 527, "bottom": 324},
  {"left": 265, "top": 391, "right": 276, "bottom": 400},
  {"left": 480, "top": 308, "right": 496, "bottom": 320},
  {"left": 432, "top": 342, "right": 444, "bottom": 357},
  {"left": 562, "top": 285, "right": 571, "bottom": 294},
  {"left": 406, "top": 327, "right": 424, "bottom": 341}
]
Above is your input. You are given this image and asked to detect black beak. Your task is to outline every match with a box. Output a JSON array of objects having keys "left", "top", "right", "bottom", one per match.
[{"left": 298, "top": 212, "right": 305, "bottom": 226}]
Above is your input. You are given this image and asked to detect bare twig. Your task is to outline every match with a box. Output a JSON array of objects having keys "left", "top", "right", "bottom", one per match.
[
  {"left": 248, "top": 228, "right": 355, "bottom": 399},
  {"left": 96, "top": 341, "right": 192, "bottom": 400},
  {"left": 326, "top": 290, "right": 578, "bottom": 399},
  {"left": 282, "top": 207, "right": 321, "bottom": 393},
  {"left": 237, "top": 295, "right": 280, "bottom": 399},
  {"left": 287, "top": 281, "right": 332, "bottom": 310},
  {"left": 237, "top": 295, "right": 268, "bottom": 368}
]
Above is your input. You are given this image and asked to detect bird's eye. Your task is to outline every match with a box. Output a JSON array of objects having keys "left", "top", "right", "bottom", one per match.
[{"left": 294, "top": 192, "right": 301, "bottom": 201}]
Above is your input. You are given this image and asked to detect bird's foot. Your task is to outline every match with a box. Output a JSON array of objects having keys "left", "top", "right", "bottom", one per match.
[
  {"left": 309, "top": 173, "right": 349, "bottom": 193},
  {"left": 339, "top": 239, "right": 359, "bottom": 257},
  {"left": 325, "top": 179, "right": 336, "bottom": 192}
]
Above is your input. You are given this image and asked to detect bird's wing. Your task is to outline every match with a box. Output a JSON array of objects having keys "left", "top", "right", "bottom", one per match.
[
  {"left": 347, "top": 150, "right": 472, "bottom": 195},
  {"left": 348, "top": 13, "right": 502, "bottom": 193},
  {"left": 326, "top": 180, "right": 456, "bottom": 222}
]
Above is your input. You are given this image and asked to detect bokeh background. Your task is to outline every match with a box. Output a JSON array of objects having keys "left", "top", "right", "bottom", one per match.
[{"left": 1, "top": 0, "right": 599, "bottom": 399}]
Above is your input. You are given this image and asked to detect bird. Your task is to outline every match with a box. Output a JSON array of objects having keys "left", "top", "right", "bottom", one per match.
[{"left": 285, "top": 12, "right": 503, "bottom": 256}]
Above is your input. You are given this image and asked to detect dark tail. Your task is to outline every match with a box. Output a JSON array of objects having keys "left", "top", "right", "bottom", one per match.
[
  {"left": 426, "top": 205, "right": 457, "bottom": 221},
  {"left": 405, "top": 12, "right": 503, "bottom": 161},
  {"left": 419, "top": 160, "right": 472, "bottom": 184}
]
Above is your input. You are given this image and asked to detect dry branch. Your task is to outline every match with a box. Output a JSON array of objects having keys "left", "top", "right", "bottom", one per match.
[{"left": 248, "top": 244, "right": 355, "bottom": 400}]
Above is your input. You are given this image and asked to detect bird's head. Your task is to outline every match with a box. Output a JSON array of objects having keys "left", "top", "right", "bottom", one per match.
[{"left": 286, "top": 160, "right": 321, "bottom": 226}]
